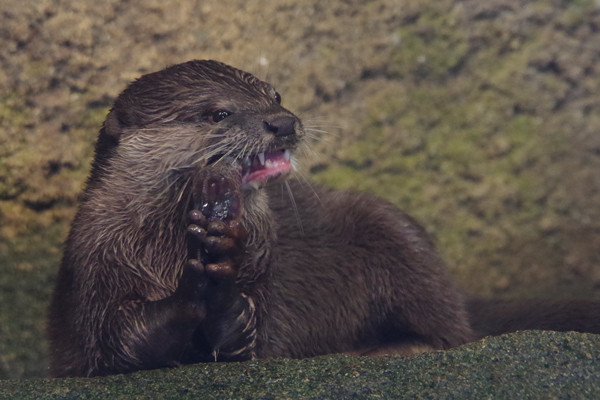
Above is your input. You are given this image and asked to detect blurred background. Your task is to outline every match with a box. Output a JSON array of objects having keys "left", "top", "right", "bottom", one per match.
[{"left": 1, "top": 0, "right": 599, "bottom": 379}]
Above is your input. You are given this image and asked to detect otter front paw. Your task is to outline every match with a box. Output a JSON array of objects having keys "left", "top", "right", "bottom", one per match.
[
  {"left": 187, "top": 173, "right": 247, "bottom": 281},
  {"left": 185, "top": 170, "right": 255, "bottom": 361},
  {"left": 194, "top": 218, "right": 247, "bottom": 280}
]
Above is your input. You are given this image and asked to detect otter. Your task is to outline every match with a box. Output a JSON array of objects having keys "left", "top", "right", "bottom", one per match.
[{"left": 48, "top": 60, "right": 600, "bottom": 377}]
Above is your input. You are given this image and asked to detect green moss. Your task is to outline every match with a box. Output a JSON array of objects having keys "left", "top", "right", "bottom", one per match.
[
  {"left": 1, "top": 332, "right": 599, "bottom": 398},
  {"left": 389, "top": 3, "right": 469, "bottom": 82},
  {"left": 78, "top": 106, "right": 109, "bottom": 137},
  {"left": 0, "top": 94, "right": 30, "bottom": 199},
  {"left": 313, "top": 0, "right": 600, "bottom": 299},
  {"left": 0, "top": 223, "right": 65, "bottom": 379},
  {"left": 312, "top": 164, "right": 362, "bottom": 190},
  {"left": 0, "top": 94, "right": 29, "bottom": 134},
  {"left": 21, "top": 61, "right": 53, "bottom": 84}
]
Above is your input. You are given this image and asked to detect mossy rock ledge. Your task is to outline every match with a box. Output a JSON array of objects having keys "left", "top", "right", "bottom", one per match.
[{"left": 1, "top": 331, "right": 598, "bottom": 399}]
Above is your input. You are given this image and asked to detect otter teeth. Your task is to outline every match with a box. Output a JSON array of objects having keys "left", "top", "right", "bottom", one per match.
[{"left": 240, "top": 150, "right": 291, "bottom": 169}]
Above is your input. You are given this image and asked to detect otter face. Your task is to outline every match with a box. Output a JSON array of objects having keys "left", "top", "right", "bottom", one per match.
[{"left": 101, "top": 60, "right": 304, "bottom": 192}]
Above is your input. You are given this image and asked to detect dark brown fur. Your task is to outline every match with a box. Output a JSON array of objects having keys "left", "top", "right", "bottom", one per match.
[{"left": 48, "top": 60, "right": 600, "bottom": 377}]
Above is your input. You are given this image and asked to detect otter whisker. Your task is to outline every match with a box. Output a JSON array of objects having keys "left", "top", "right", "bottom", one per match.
[
  {"left": 202, "top": 139, "right": 235, "bottom": 150},
  {"left": 303, "top": 127, "right": 331, "bottom": 134},
  {"left": 302, "top": 117, "right": 341, "bottom": 128},
  {"left": 293, "top": 170, "right": 323, "bottom": 206},
  {"left": 248, "top": 143, "right": 260, "bottom": 159},
  {"left": 302, "top": 131, "right": 326, "bottom": 143},
  {"left": 294, "top": 140, "right": 318, "bottom": 160},
  {"left": 176, "top": 178, "right": 190, "bottom": 204},
  {"left": 238, "top": 141, "right": 251, "bottom": 162},
  {"left": 194, "top": 141, "right": 235, "bottom": 165},
  {"left": 212, "top": 147, "right": 238, "bottom": 165},
  {"left": 284, "top": 180, "right": 304, "bottom": 236},
  {"left": 201, "top": 144, "right": 230, "bottom": 157}
]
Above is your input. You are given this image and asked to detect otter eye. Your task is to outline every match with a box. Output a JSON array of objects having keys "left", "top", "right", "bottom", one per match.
[
  {"left": 274, "top": 92, "right": 281, "bottom": 104},
  {"left": 209, "top": 110, "right": 231, "bottom": 123}
]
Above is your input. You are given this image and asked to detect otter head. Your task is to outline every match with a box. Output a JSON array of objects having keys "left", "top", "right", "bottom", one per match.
[{"left": 95, "top": 60, "right": 304, "bottom": 210}]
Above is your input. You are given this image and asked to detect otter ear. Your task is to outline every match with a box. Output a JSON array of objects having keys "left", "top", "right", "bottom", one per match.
[{"left": 102, "top": 110, "right": 122, "bottom": 141}]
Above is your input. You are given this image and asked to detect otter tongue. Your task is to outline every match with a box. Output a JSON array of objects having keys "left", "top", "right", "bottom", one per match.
[{"left": 242, "top": 150, "right": 292, "bottom": 190}]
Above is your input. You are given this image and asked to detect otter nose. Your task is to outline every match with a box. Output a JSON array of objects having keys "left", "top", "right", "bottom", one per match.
[{"left": 263, "top": 116, "right": 296, "bottom": 137}]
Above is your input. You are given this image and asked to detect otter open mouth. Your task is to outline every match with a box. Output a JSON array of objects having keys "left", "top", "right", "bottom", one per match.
[{"left": 240, "top": 149, "right": 293, "bottom": 190}]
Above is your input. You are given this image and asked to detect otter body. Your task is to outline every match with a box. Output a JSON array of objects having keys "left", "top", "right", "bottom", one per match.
[
  {"left": 48, "top": 60, "right": 599, "bottom": 377},
  {"left": 254, "top": 181, "right": 473, "bottom": 358}
]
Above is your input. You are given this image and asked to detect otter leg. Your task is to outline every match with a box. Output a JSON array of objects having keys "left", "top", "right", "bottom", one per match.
[
  {"left": 101, "top": 177, "right": 253, "bottom": 373},
  {"left": 110, "top": 198, "right": 255, "bottom": 372},
  {"left": 186, "top": 174, "right": 257, "bottom": 361},
  {"left": 382, "top": 280, "right": 475, "bottom": 352},
  {"left": 119, "top": 259, "right": 211, "bottom": 369}
]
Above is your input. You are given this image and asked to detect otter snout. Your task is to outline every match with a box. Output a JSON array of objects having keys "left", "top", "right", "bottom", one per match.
[{"left": 263, "top": 116, "right": 297, "bottom": 138}]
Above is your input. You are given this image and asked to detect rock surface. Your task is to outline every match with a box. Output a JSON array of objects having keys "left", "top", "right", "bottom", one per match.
[{"left": 1, "top": 332, "right": 599, "bottom": 398}]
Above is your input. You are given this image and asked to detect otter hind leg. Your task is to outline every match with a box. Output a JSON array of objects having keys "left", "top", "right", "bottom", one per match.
[{"left": 377, "top": 279, "right": 476, "bottom": 354}]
